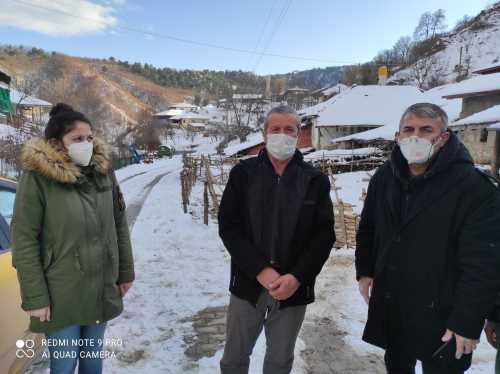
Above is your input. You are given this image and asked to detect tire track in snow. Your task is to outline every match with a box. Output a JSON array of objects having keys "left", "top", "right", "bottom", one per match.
[{"left": 126, "top": 170, "right": 176, "bottom": 229}]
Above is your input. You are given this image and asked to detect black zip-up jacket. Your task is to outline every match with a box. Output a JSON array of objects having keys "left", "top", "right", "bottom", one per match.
[
  {"left": 356, "top": 131, "right": 500, "bottom": 360},
  {"left": 218, "top": 149, "right": 335, "bottom": 309}
]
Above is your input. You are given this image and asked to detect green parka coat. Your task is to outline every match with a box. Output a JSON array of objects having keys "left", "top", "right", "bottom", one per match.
[{"left": 11, "top": 138, "right": 135, "bottom": 334}]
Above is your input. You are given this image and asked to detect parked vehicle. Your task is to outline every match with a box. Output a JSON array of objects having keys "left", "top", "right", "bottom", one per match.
[{"left": 0, "top": 177, "right": 44, "bottom": 374}]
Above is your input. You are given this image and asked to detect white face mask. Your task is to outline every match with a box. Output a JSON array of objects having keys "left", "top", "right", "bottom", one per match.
[
  {"left": 266, "top": 133, "right": 297, "bottom": 161},
  {"left": 67, "top": 141, "right": 94, "bottom": 166},
  {"left": 398, "top": 135, "right": 441, "bottom": 165}
]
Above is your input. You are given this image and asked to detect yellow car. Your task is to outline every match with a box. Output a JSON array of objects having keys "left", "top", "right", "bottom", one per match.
[{"left": 0, "top": 177, "right": 44, "bottom": 374}]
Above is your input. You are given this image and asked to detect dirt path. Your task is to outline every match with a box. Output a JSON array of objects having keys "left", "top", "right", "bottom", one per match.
[
  {"left": 180, "top": 253, "right": 387, "bottom": 373},
  {"left": 299, "top": 254, "right": 386, "bottom": 374},
  {"left": 181, "top": 306, "right": 228, "bottom": 360}
]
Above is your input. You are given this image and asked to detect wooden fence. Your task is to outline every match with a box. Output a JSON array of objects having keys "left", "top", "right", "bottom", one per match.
[
  {"left": 179, "top": 153, "right": 375, "bottom": 248},
  {"left": 180, "top": 154, "right": 238, "bottom": 224},
  {"left": 308, "top": 151, "right": 388, "bottom": 175}
]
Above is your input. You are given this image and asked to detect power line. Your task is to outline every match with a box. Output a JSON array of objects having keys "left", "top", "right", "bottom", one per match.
[
  {"left": 7, "top": 0, "right": 363, "bottom": 66},
  {"left": 246, "top": 0, "right": 278, "bottom": 72},
  {"left": 252, "top": 0, "right": 293, "bottom": 73}
]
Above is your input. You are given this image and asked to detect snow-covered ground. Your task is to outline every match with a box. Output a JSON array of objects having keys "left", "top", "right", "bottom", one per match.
[
  {"left": 111, "top": 159, "right": 497, "bottom": 373},
  {"left": 106, "top": 156, "right": 229, "bottom": 373},
  {"left": 0, "top": 123, "right": 17, "bottom": 139},
  {"left": 26, "top": 143, "right": 498, "bottom": 373},
  {"left": 160, "top": 132, "right": 222, "bottom": 155}
]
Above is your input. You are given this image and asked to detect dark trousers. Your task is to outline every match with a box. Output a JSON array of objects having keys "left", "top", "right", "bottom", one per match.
[
  {"left": 383, "top": 291, "right": 465, "bottom": 374},
  {"left": 220, "top": 291, "right": 306, "bottom": 374},
  {"left": 385, "top": 348, "right": 465, "bottom": 374}
]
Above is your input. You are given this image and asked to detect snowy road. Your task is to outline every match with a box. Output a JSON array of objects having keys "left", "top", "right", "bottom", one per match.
[
  {"left": 27, "top": 157, "right": 498, "bottom": 373},
  {"left": 105, "top": 156, "right": 232, "bottom": 373},
  {"left": 104, "top": 156, "right": 309, "bottom": 373},
  {"left": 110, "top": 158, "right": 497, "bottom": 373}
]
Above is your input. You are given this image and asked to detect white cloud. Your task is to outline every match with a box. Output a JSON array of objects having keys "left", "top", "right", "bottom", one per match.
[
  {"left": 0, "top": 0, "right": 119, "bottom": 37},
  {"left": 104, "top": 0, "right": 126, "bottom": 5}
]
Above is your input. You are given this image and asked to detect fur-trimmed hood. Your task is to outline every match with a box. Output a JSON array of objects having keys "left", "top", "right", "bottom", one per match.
[{"left": 21, "top": 137, "right": 112, "bottom": 184}]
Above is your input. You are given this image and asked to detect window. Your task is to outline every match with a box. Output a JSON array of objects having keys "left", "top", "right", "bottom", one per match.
[
  {"left": 0, "top": 188, "right": 15, "bottom": 225},
  {"left": 480, "top": 128, "right": 488, "bottom": 143}
]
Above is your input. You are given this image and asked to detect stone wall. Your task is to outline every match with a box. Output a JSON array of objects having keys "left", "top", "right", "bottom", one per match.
[
  {"left": 461, "top": 94, "right": 500, "bottom": 118},
  {"left": 317, "top": 125, "right": 378, "bottom": 149},
  {"left": 453, "top": 124, "right": 497, "bottom": 164}
]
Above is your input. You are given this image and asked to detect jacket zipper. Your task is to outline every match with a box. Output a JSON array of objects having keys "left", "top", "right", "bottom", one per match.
[
  {"left": 270, "top": 174, "right": 280, "bottom": 266},
  {"left": 232, "top": 275, "right": 236, "bottom": 287}
]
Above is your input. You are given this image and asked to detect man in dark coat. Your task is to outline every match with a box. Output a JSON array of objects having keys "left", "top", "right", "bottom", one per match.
[
  {"left": 356, "top": 102, "right": 500, "bottom": 374},
  {"left": 218, "top": 105, "right": 335, "bottom": 374}
]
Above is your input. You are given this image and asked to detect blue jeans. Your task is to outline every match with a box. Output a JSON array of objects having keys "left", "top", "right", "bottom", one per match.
[{"left": 45, "top": 323, "right": 107, "bottom": 374}]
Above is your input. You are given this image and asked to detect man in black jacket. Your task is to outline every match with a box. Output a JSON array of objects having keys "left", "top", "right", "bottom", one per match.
[
  {"left": 356, "top": 102, "right": 500, "bottom": 374},
  {"left": 218, "top": 105, "right": 335, "bottom": 374}
]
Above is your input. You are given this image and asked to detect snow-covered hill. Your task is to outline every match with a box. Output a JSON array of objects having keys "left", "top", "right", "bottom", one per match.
[{"left": 389, "top": 2, "right": 500, "bottom": 86}]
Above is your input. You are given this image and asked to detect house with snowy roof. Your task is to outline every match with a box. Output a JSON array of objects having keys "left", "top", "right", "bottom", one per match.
[
  {"left": 328, "top": 84, "right": 462, "bottom": 150},
  {"left": 444, "top": 71, "right": 500, "bottom": 174},
  {"left": 443, "top": 72, "right": 500, "bottom": 117},
  {"left": 280, "top": 87, "right": 312, "bottom": 110},
  {"left": 0, "top": 70, "right": 11, "bottom": 124},
  {"left": 10, "top": 88, "right": 52, "bottom": 125},
  {"left": 301, "top": 85, "right": 423, "bottom": 149},
  {"left": 170, "top": 112, "right": 209, "bottom": 129},
  {"left": 223, "top": 123, "right": 314, "bottom": 158},
  {"left": 472, "top": 62, "right": 500, "bottom": 75},
  {"left": 153, "top": 102, "right": 198, "bottom": 120},
  {"left": 310, "top": 83, "right": 348, "bottom": 103}
]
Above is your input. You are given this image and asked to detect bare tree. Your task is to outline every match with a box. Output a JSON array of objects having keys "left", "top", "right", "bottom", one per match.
[
  {"left": 411, "top": 54, "right": 447, "bottom": 89},
  {"left": 374, "top": 49, "right": 396, "bottom": 67},
  {"left": 343, "top": 63, "right": 378, "bottom": 86},
  {"left": 430, "top": 9, "right": 447, "bottom": 38},
  {"left": 393, "top": 36, "right": 413, "bottom": 65},
  {"left": 453, "top": 15, "right": 471, "bottom": 32},
  {"left": 226, "top": 97, "right": 265, "bottom": 142},
  {"left": 343, "top": 65, "right": 361, "bottom": 86},
  {"left": 414, "top": 12, "right": 433, "bottom": 41},
  {"left": 413, "top": 9, "right": 447, "bottom": 41},
  {"left": 11, "top": 74, "right": 41, "bottom": 113},
  {"left": 133, "top": 111, "right": 160, "bottom": 153}
]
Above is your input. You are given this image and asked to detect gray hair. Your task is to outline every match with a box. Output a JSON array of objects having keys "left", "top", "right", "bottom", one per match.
[
  {"left": 400, "top": 103, "right": 448, "bottom": 131},
  {"left": 263, "top": 105, "right": 300, "bottom": 131}
]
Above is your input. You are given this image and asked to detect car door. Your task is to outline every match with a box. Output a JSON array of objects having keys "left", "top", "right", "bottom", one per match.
[
  {"left": 0, "top": 182, "right": 14, "bottom": 250},
  {"left": 0, "top": 180, "right": 44, "bottom": 374}
]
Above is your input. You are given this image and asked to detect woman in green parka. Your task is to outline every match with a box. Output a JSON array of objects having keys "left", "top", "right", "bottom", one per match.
[{"left": 11, "top": 103, "right": 135, "bottom": 374}]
